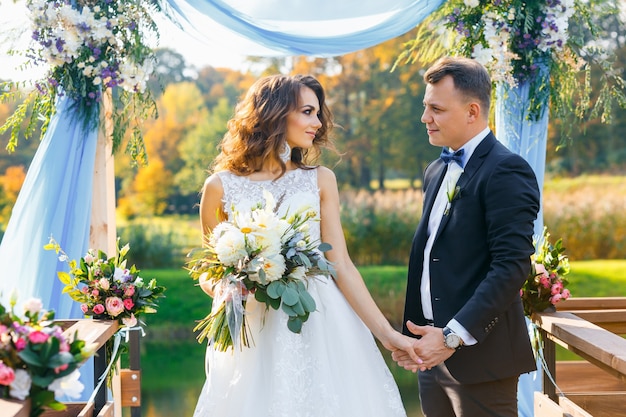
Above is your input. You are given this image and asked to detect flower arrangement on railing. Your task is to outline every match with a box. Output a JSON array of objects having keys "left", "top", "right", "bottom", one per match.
[
  {"left": 186, "top": 190, "right": 335, "bottom": 352},
  {"left": 521, "top": 227, "right": 571, "bottom": 316},
  {"left": 44, "top": 237, "right": 165, "bottom": 385},
  {"left": 0, "top": 295, "right": 95, "bottom": 417},
  {"left": 0, "top": 0, "right": 164, "bottom": 164},
  {"left": 396, "top": 0, "right": 625, "bottom": 132},
  {"left": 44, "top": 237, "right": 166, "bottom": 329}
]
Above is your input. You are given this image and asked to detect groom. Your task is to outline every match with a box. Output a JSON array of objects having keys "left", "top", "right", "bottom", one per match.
[{"left": 393, "top": 57, "right": 540, "bottom": 416}]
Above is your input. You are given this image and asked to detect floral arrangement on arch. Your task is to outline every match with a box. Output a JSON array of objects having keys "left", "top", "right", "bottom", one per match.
[
  {"left": 396, "top": 0, "right": 625, "bottom": 130},
  {"left": 186, "top": 189, "right": 335, "bottom": 352},
  {"left": 521, "top": 227, "right": 571, "bottom": 316},
  {"left": 44, "top": 237, "right": 166, "bottom": 329},
  {"left": 0, "top": 295, "right": 95, "bottom": 417},
  {"left": 0, "top": 0, "right": 165, "bottom": 164}
]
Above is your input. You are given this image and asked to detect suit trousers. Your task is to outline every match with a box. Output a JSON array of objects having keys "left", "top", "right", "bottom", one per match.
[{"left": 418, "top": 362, "right": 519, "bottom": 417}]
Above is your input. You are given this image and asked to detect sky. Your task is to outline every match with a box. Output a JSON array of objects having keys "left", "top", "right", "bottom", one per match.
[{"left": 0, "top": 0, "right": 255, "bottom": 82}]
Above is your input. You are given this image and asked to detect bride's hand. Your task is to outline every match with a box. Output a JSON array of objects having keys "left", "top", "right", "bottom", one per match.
[
  {"left": 381, "top": 330, "right": 423, "bottom": 371},
  {"left": 198, "top": 272, "right": 216, "bottom": 297}
]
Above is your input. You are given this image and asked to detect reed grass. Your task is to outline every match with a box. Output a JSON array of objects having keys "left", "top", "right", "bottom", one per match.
[{"left": 121, "top": 175, "right": 626, "bottom": 266}]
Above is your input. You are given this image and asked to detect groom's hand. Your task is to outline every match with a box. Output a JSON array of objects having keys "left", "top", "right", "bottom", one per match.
[{"left": 395, "top": 321, "right": 455, "bottom": 371}]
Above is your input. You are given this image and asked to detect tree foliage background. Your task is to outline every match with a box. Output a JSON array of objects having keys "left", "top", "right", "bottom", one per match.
[{"left": 1, "top": 14, "right": 626, "bottom": 224}]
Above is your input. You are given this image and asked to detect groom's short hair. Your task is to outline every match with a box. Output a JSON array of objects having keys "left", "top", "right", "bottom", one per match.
[{"left": 424, "top": 57, "right": 491, "bottom": 116}]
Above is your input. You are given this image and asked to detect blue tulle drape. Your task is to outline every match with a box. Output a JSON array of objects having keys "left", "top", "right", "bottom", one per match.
[
  {"left": 0, "top": 96, "right": 97, "bottom": 315},
  {"left": 495, "top": 65, "right": 551, "bottom": 417},
  {"left": 495, "top": 62, "right": 550, "bottom": 239},
  {"left": 166, "top": 0, "right": 446, "bottom": 56},
  {"left": 0, "top": 95, "right": 97, "bottom": 398}
]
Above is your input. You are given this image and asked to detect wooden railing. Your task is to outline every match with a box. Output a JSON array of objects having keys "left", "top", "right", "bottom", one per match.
[
  {"left": 533, "top": 297, "right": 626, "bottom": 417},
  {"left": 1, "top": 320, "right": 141, "bottom": 417}
]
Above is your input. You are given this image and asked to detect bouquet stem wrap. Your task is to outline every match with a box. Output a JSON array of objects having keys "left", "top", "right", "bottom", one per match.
[{"left": 198, "top": 279, "right": 249, "bottom": 352}]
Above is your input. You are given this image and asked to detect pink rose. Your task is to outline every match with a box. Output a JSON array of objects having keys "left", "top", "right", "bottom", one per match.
[
  {"left": 561, "top": 289, "right": 571, "bottom": 300},
  {"left": 81, "top": 286, "right": 89, "bottom": 294},
  {"left": 91, "top": 289, "right": 99, "bottom": 297},
  {"left": 105, "top": 297, "right": 125, "bottom": 317},
  {"left": 550, "top": 293, "right": 563, "bottom": 304},
  {"left": 93, "top": 304, "right": 105, "bottom": 315},
  {"left": 124, "top": 285, "right": 135, "bottom": 297},
  {"left": 123, "top": 298, "right": 134, "bottom": 310},
  {"left": 28, "top": 330, "right": 49, "bottom": 344},
  {"left": 98, "top": 278, "right": 110, "bottom": 291},
  {"left": 81, "top": 304, "right": 89, "bottom": 313},
  {"left": 0, "top": 362, "right": 15, "bottom": 386},
  {"left": 551, "top": 281, "right": 563, "bottom": 295},
  {"left": 539, "top": 276, "right": 550, "bottom": 289},
  {"left": 14, "top": 337, "right": 27, "bottom": 351}
]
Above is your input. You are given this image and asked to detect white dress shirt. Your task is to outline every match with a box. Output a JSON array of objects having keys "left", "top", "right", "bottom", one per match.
[{"left": 420, "top": 127, "right": 490, "bottom": 345}]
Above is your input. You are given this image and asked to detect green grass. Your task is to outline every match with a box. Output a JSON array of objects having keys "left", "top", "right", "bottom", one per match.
[{"left": 565, "top": 260, "right": 626, "bottom": 296}]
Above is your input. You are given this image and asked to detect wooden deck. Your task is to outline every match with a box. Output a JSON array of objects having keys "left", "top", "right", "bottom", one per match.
[{"left": 534, "top": 297, "right": 626, "bottom": 417}]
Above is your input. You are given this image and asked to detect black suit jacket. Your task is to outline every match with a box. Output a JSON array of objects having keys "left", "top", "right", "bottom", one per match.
[{"left": 402, "top": 132, "right": 540, "bottom": 384}]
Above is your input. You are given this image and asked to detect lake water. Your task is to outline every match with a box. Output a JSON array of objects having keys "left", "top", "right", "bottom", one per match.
[{"left": 133, "top": 340, "right": 424, "bottom": 417}]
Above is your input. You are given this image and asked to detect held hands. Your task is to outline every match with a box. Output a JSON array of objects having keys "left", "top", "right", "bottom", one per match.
[
  {"left": 380, "top": 329, "right": 425, "bottom": 369},
  {"left": 391, "top": 321, "right": 455, "bottom": 373}
]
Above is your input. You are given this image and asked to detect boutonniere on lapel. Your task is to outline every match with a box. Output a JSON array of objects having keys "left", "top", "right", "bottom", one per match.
[{"left": 443, "top": 166, "right": 464, "bottom": 216}]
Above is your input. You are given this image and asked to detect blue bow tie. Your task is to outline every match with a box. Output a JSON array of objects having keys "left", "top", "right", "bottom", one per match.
[{"left": 440, "top": 148, "right": 464, "bottom": 167}]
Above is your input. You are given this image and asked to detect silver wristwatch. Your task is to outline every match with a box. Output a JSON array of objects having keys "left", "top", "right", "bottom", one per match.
[{"left": 443, "top": 327, "right": 463, "bottom": 350}]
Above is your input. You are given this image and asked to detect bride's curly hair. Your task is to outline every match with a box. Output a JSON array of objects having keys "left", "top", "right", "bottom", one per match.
[{"left": 211, "top": 74, "right": 335, "bottom": 176}]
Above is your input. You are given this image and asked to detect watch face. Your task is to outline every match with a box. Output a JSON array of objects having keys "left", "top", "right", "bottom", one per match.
[{"left": 445, "top": 332, "right": 461, "bottom": 349}]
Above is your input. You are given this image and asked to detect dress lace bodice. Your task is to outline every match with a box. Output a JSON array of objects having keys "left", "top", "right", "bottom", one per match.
[{"left": 218, "top": 168, "right": 321, "bottom": 241}]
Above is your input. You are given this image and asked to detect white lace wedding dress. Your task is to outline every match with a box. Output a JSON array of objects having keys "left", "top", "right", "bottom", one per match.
[{"left": 192, "top": 167, "right": 407, "bottom": 417}]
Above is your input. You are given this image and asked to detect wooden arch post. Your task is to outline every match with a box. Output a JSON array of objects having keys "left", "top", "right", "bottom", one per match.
[
  {"left": 90, "top": 88, "right": 122, "bottom": 417},
  {"left": 91, "top": 90, "right": 117, "bottom": 255}
]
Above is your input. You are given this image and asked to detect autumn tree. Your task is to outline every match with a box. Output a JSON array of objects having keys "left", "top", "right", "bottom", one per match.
[
  {"left": 195, "top": 67, "right": 255, "bottom": 110},
  {"left": 176, "top": 97, "right": 232, "bottom": 195},
  {"left": 118, "top": 157, "right": 173, "bottom": 217},
  {"left": 0, "top": 165, "right": 26, "bottom": 228},
  {"left": 115, "top": 81, "right": 208, "bottom": 216},
  {"left": 308, "top": 32, "right": 438, "bottom": 189}
]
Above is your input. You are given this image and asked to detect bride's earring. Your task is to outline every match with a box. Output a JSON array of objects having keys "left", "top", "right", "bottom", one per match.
[{"left": 279, "top": 142, "right": 291, "bottom": 163}]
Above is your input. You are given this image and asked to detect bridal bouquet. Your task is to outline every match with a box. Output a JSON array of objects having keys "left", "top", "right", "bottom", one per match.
[
  {"left": 521, "top": 227, "right": 571, "bottom": 316},
  {"left": 186, "top": 190, "right": 335, "bottom": 352},
  {"left": 0, "top": 295, "right": 95, "bottom": 416},
  {"left": 44, "top": 238, "right": 166, "bottom": 329}
]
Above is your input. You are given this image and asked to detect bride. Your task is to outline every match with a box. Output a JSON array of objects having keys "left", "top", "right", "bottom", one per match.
[{"left": 193, "top": 74, "right": 418, "bottom": 417}]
